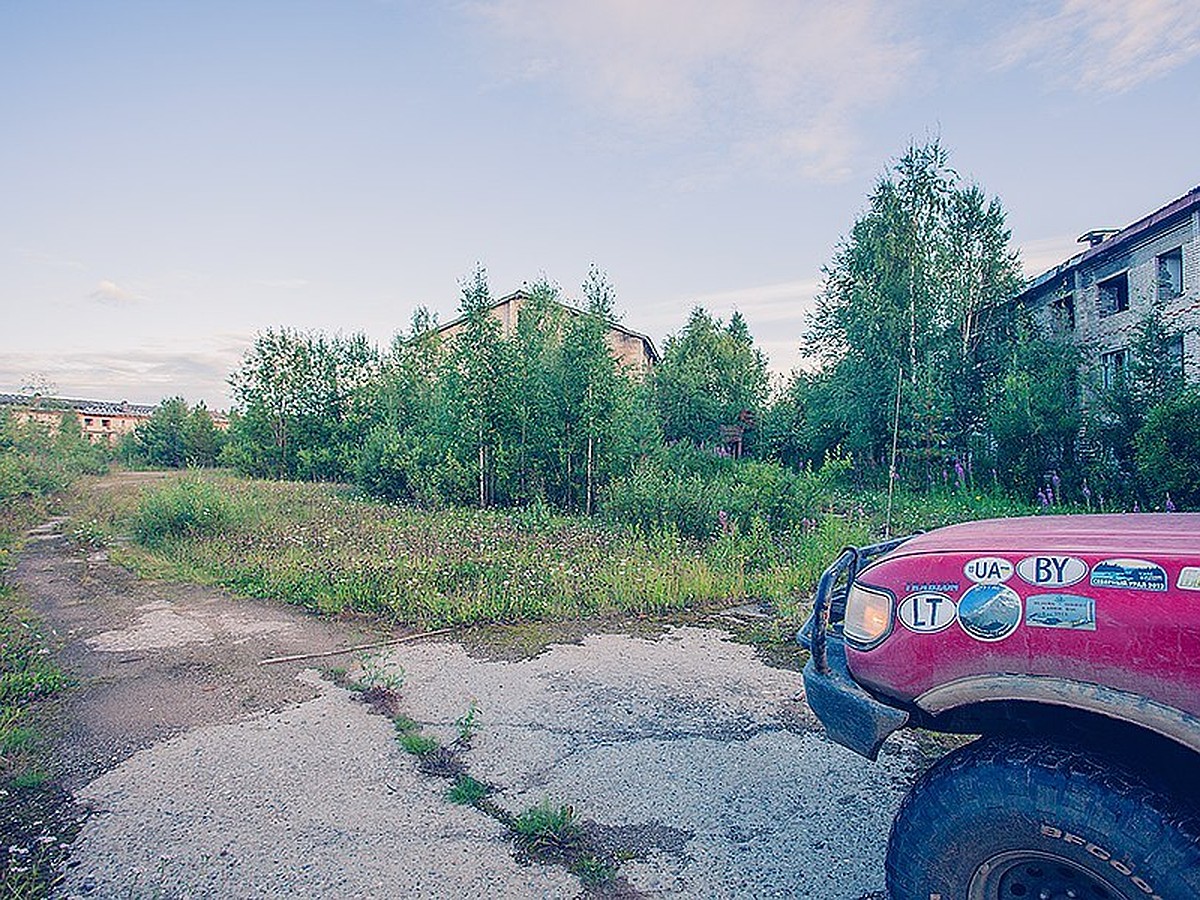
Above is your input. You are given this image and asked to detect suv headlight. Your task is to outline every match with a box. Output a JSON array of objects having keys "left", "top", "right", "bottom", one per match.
[{"left": 843, "top": 582, "right": 893, "bottom": 648}]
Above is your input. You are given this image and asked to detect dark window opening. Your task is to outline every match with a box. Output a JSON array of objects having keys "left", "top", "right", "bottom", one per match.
[
  {"left": 1101, "top": 348, "right": 1128, "bottom": 390},
  {"left": 84, "top": 417, "right": 93, "bottom": 426},
  {"left": 1098, "top": 273, "right": 1129, "bottom": 316},
  {"left": 1158, "top": 247, "right": 1184, "bottom": 300},
  {"left": 1053, "top": 293, "right": 1076, "bottom": 330},
  {"left": 101, "top": 418, "right": 110, "bottom": 428}
]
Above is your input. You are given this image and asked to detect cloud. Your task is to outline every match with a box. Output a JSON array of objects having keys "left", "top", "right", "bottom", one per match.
[
  {"left": 15, "top": 248, "right": 85, "bottom": 270},
  {"left": 253, "top": 278, "right": 311, "bottom": 289},
  {"left": 468, "top": 0, "right": 920, "bottom": 181},
  {"left": 996, "top": 0, "right": 1200, "bottom": 93},
  {"left": 90, "top": 279, "right": 145, "bottom": 306},
  {"left": 1018, "top": 234, "right": 1085, "bottom": 279},
  {"left": 647, "top": 277, "right": 820, "bottom": 376},
  {"left": 0, "top": 338, "right": 249, "bottom": 409}
]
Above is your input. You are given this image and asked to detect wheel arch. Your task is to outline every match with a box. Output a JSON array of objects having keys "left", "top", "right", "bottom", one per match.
[{"left": 912, "top": 674, "right": 1200, "bottom": 762}]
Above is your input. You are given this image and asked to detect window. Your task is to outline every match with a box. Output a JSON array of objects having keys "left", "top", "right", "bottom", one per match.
[
  {"left": 1166, "top": 333, "right": 1185, "bottom": 376},
  {"left": 1053, "top": 293, "right": 1076, "bottom": 330},
  {"left": 101, "top": 418, "right": 110, "bottom": 428},
  {"left": 84, "top": 417, "right": 93, "bottom": 426},
  {"left": 1101, "top": 349, "right": 1128, "bottom": 390},
  {"left": 1158, "top": 247, "right": 1184, "bottom": 300},
  {"left": 1098, "top": 272, "right": 1129, "bottom": 316}
]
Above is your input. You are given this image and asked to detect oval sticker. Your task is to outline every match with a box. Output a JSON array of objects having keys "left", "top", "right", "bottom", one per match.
[
  {"left": 963, "top": 556, "right": 1014, "bottom": 584},
  {"left": 958, "top": 584, "right": 1022, "bottom": 642},
  {"left": 1016, "top": 555, "right": 1088, "bottom": 588},
  {"left": 897, "top": 592, "right": 957, "bottom": 634}
]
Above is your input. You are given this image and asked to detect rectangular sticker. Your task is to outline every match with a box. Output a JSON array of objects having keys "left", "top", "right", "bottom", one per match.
[
  {"left": 1089, "top": 558, "right": 1168, "bottom": 592},
  {"left": 1025, "top": 594, "right": 1096, "bottom": 631},
  {"left": 1179, "top": 567, "right": 1200, "bottom": 592}
]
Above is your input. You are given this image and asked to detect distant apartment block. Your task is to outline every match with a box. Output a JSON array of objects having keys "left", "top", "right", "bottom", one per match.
[
  {"left": 1012, "top": 186, "right": 1199, "bottom": 390},
  {"left": 434, "top": 290, "right": 660, "bottom": 377},
  {"left": 0, "top": 394, "right": 228, "bottom": 446}
]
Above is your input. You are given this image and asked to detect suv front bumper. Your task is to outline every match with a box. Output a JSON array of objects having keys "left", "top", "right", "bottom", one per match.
[{"left": 799, "top": 538, "right": 911, "bottom": 760}]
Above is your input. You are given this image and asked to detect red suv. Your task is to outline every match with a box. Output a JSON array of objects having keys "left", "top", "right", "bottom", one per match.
[{"left": 801, "top": 513, "right": 1200, "bottom": 899}]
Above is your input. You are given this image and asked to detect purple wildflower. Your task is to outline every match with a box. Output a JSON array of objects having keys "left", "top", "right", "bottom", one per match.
[
  {"left": 1133, "top": 499, "right": 1141, "bottom": 513},
  {"left": 1166, "top": 493, "right": 1176, "bottom": 513},
  {"left": 954, "top": 460, "right": 965, "bottom": 488},
  {"left": 1037, "top": 489, "right": 1049, "bottom": 508}
]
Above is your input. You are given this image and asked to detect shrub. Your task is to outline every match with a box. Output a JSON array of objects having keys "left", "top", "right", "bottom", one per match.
[
  {"left": 1135, "top": 390, "right": 1200, "bottom": 509},
  {"left": 132, "top": 478, "right": 237, "bottom": 547}
]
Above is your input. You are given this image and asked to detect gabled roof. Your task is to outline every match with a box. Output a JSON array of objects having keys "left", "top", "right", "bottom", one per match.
[
  {"left": 1017, "top": 185, "right": 1200, "bottom": 299},
  {"left": 434, "top": 290, "right": 661, "bottom": 364}
]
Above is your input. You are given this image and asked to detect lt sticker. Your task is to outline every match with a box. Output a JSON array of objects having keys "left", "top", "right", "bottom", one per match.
[
  {"left": 957, "top": 584, "right": 1022, "bottom": 642},
  {"left": 897, "top": 592, "right": 957, "bottom": 634},
  {"left": 1177, "top": 567, "right": 1200, "bottom": 592},
  {"left": 1025, "top": 594, "right": 1096, "bottom": 631},
  {"left": 964, "top": 556, "right": 1013, "bottom": 584},
  {"left": 1016, "top": 556, "right": 1088, "bottom": 588},
  {"left": 1091, "top": 559, "right": 1167, "bottom": 592}
]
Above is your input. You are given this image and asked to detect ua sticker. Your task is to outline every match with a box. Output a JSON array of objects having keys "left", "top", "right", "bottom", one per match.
[
  {"left": 1025, "top": 594, "right": 1096, "bottom": 631},
  {"left": 964, "top": 556, "right": 1014, "bottom": 584},
  {"left": 1177, "top": 567, "right": 1200, "bottom": 592},
  {"left": 958, "top": 583, "right": 1022, "bottom": 642},
  {"left": 897, "top": 592, "right": 956, "bottom": 633},
  {"left": 1091, "top": 559, "right": 1168, "bottom": 592},
  {"left": 1016, "top": 555, "right": 1088, "bottom": 588}
]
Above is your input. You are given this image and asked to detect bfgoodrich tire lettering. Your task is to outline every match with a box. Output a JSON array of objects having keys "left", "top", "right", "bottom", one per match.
[{"left": 884, "top": 738, "right": 1200, "bottom": 900}]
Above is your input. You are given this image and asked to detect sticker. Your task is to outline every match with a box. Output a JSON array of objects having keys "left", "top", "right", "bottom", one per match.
[
  {"left": 1090, "top": 559, "right": 1168, "bottom": 592},
  {"left": 1025, "top": 594, "right": 1096, "bottom": 631},
  {"left": 1016, "top": 556, "right": 1088, "bottom": 588},
  {"left": 964, "top": 557, "right": 1014, "bottom": 584},
  {"left": 905, "top": 581, "right": 960, "bottom": 594},
  {"left": 1178, "top": 567, "right": 1200, "bottom": 592},
  {"left": 957, "top": 584, "right": 1022, "bottom": 642},
  {"left": 897, "top": 592, "right": 957, "bottom": 633}
]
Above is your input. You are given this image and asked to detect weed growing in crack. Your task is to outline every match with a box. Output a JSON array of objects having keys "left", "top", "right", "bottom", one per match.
[
  {"left": 453, "top": 701, "right": 480, "bottom": 746},
  {"left": 569, "top": 853, "right": 617, "bottom": 887},
  {"left": 359, "top": 655, "right": 404, "bottom": 693},
  {"left": 393, "top": 715, "right": 439, "bottom": 757},
  {"left": 513, "top": 800, "right": 580, "bottom": 856},
  {"left": 445, "top": 774, "right": 489, "bottom": 806}
]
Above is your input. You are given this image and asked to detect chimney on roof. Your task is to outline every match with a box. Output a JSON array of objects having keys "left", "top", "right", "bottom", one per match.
[{"left": 1078, "top": 228, "right": 1119, "bottom": 247}]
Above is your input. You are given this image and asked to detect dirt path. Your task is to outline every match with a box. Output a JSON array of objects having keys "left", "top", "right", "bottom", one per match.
[{"left": 14, "top": 503, "right": 931, "bottom": 898}]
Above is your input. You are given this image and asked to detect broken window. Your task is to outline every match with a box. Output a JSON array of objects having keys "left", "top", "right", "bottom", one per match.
[
  {"left": 1053, "top": 293, "right": 1076, "bottom": 331},
  {"left": 1166, "top": 334, "right": 1185, "bottom": 376},
  {"left": 1101, "top": 349, "right": 1128, "bottom": 390},
  {"left": 1158, "top": 247, "right": 1184, "bottom": 300},
  {"left": 1098, "top": 273, "right": 1129, "bottom": 317}
]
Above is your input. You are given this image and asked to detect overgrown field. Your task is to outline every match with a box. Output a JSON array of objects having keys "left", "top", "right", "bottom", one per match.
[{"left": 74, "top": 470, "right": 1032, "bottom": 629}]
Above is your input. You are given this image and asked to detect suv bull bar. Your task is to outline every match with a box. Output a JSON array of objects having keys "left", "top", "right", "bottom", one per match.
[{"left": 798, "top": 536, "right": 912, "bottom": 760}]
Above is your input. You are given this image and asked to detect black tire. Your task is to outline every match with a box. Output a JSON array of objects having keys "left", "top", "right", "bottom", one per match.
[{"left": 885, "top": 737, "right": 1200, "bottom": 900}]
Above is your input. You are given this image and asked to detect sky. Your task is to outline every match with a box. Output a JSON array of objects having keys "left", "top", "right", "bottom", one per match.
[{"left": 3, "top": 0, "right": 1199, "bottom": 409}]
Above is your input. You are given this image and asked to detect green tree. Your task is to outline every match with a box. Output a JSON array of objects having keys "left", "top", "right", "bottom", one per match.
[
  {"left": 806, "top": 141, "right": 1022, "bottom": 478},
  {"left": 1135, "top": 388, "right": 1200, "bottom": 509},
  {"left": 134, "top": 398, "right": 190, "bottom": 468},
  {"left": 652, "top": 307, "right": 769, "bottom": 451}
]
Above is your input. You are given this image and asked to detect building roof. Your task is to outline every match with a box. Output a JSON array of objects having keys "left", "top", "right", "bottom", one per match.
[
  {"left": 1018, "top": 185, "right": 1200, "bottom": 299},
  {"left": 0, "top": 393, "right": 157, "bottom": 417},
  {"left": 433, "top": 290, "right": 661, "bottom": 364}
]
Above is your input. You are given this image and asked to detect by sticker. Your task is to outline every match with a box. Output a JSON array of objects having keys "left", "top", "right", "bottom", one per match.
[
  {"left": 1178, "top": 567, "right": 1200, "bottom": 592},
  {"left": 1016, "top": 555, "right": 1088, "bottom": 588},
  {"left": 1025, "top": 594, "right": 1096, "bottom": 631},
  {"left": 963, "top": 557, "right": 1013, "bottom": 584},
  {"left": 897, "top": 592, "right": 957, "bottom": 634},
  {"left": 1091, "top": 559, "right": 1168, "bottom": 592},
  {"left": 957, "top": 583, "right": 1022, "bottom": 642}
]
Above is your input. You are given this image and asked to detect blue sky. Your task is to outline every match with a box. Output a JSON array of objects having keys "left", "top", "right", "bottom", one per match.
[{"left": 3, "top": 0, "right": 1199, "bottom": 408}]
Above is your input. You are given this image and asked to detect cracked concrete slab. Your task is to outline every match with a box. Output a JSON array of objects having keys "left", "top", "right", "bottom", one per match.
[{"left": 381, "top": 627, "right": 929, "bottom": 898}]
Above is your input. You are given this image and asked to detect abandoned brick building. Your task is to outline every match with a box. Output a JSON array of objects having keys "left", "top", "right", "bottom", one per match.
[
  {"left": 1013, "top": 185, "right": 1199, "bottom": 391},
  {"left": 434, "top": 290, "right": 660, "bottom": 377}
]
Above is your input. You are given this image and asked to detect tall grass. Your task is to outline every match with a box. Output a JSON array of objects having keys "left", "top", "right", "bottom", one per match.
[{"left": 76, "top": 470, "right": 1034, "bottom": 628}]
